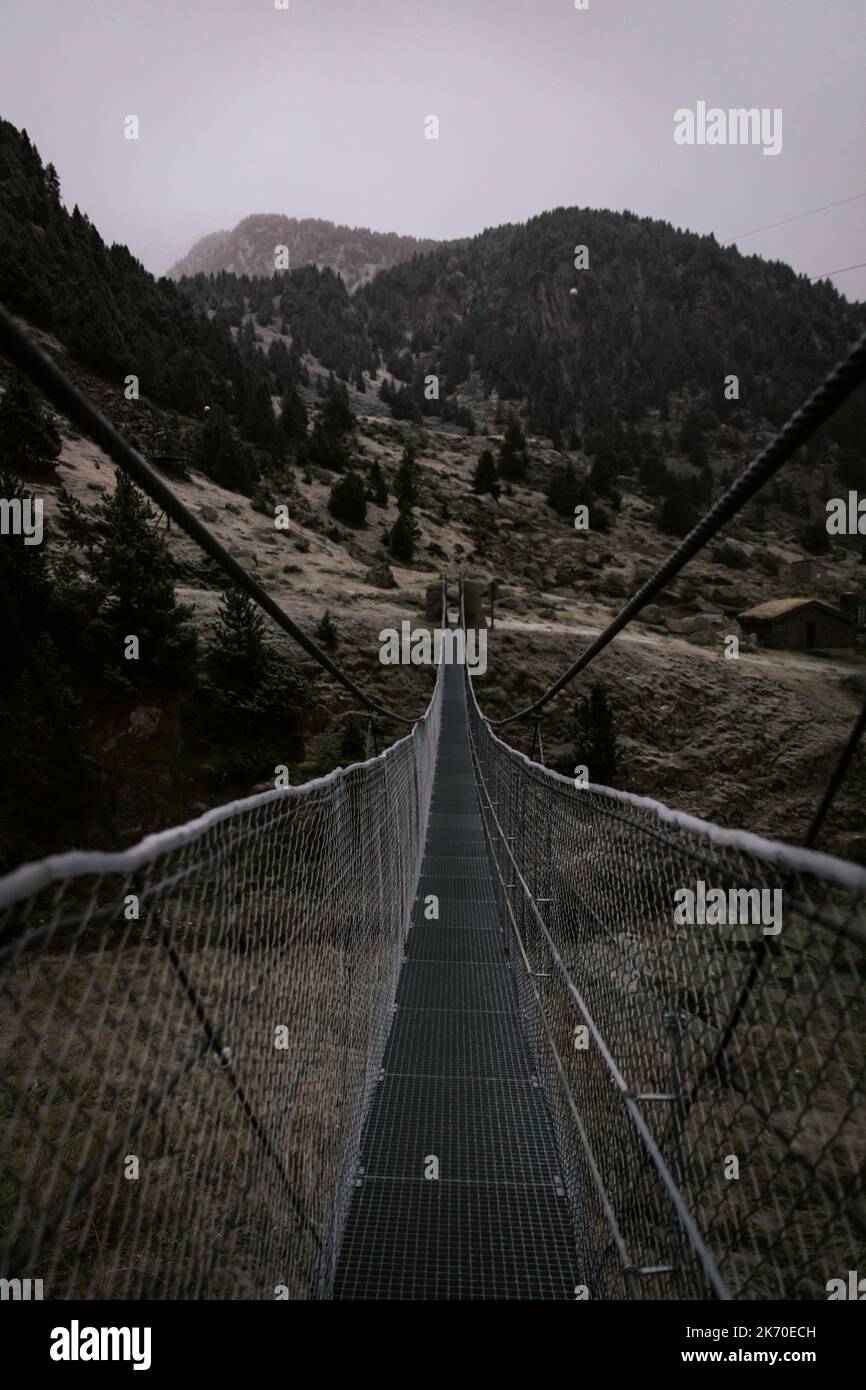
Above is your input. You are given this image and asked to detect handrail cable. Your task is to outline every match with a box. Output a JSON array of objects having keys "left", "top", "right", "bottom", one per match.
[
  {"left": 492, "top": 328, "right": 866, "bottom": 727},
  {"left": 0, "top": 582, "right": 323, "bottom": 1279},
  {"left": 459, "top": 576, "right": 730, "bottom": 1298},
  {"left": 0, "top": 302, "right": 419, "bottom": 726}
]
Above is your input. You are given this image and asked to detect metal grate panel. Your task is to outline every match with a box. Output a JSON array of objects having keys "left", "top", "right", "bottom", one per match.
[{"left": 334, "top": 661, "right": 585, "bottom": 1299}]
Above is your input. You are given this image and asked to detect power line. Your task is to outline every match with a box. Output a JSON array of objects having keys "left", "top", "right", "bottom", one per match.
[
  {"left": 723, "top": 191, "right": 866, "bottom": 244},
  {"left": 810, "top": 261, "right": 866, "bottom": 283},
  {"left": 491, "top": 327, "right": 866, "bottom": 727},
  {"left": 0, "top": 302, "right": 419, "bottom": 727}
]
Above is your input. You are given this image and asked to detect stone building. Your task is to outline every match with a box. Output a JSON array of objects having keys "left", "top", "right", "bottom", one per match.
[
  {"left": 781, "top": 558, "right": 828, "bottom": 588},
  {"left": 738, "top": 597, "right": 854, "bottom": 650}
]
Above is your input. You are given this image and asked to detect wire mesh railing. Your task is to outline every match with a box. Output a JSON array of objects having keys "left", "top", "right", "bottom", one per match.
[
  {"left": 0, "top": 666, "right": 442, "bottom": 1300},
  {"left": 465, "top": 663, "right": 866, "bottom": 1301}
]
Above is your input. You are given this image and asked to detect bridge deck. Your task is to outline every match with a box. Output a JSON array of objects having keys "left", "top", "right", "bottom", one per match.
[{"left": 334, "top": 662, "right": 582, "bottom": 1299}]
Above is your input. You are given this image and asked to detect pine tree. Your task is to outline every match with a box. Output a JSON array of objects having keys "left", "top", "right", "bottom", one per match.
[
  {"left": 241, "top": 378, "right": 281, "bottom": 455},
  {"left": 498, "top": 414, "right": 529, "bottom": 481},
  {"left": 279, "top": 384, "right": 307, "bottom": 443},
  {"left": 91, "top": 472, "right": 196, "bottom": 680},
  {"left": 328, "top": 471, "right": 367, "bottom": 525},
  {"left": 368, "top": 460, "right": 388, "bottom": 506},
  {"left": 472, "top": 449, "right": 500, "bottom": 498},
  {"left": 574, "top": 682, "right": 618, "bottom": 786},
  {"left": 388, "top": 507, "right": 419, "bottom": 562},
  {"left": 321, "top": 372, "right": 354, "bottom": 436},
  {"left": 658, "top": 490, "right": 697, "bottom": 537},
  {"left": 200, "top": 583, "right": 310, "bottom": 777},
  {"left": 0, "top": 372, "right": 62, "bottom": 474},
  {"left": 801, "top": 516, "right": 830, "bottom": 555},
  {"left": 208, "top": 586, "right": 269, "bottom": 696},
  {"left": 589, "top": 450, "right": 617, "bottom": 496},
  {"left": 389, "top": 383, "right": 422, "bottom": 423},
  {"left": 546, "top": 460, "right": 584, "bottom": 517},
  {"left": 308, "top": 415, "right": 349, "bottom": 471},
  {"left": 340, "top": 714, "right": 367, "bottom": 764},
  {"left": 44, "top": 161, "right": 61, "bottom": 205},
  {"left": 395, "top": 442, "right": 419, "bottom": 509},
  {"left": 694, "top": 463, "right": 714, "bottom": 508},
  {"left": 192, "top": 406, "right": 258, "bottom": 494},
  {"left": 679, "top": 409, "right": 706, "bottom": 466},
  {"left": 315, "top": 610, "right": 338, "bottom": 648}
]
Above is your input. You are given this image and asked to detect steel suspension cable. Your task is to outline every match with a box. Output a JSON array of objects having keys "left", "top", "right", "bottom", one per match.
[
  {"left": 493, "top": 327, "right": 866, "bottom": 727},
  {"left": 0, "top": 302, "right": 419, "bottom": 725}
]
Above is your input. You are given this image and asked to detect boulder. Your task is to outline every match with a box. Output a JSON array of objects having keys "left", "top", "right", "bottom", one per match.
[
  {"left": 667, "top": 612, "right": 724, "bottom": 636},
  {"left": 598, "top": 570, "right": 630, "bottom": 597},
  {"left": 638, "top": 604, "right": 663, "bottom": 625},
  {"left": 199, "top": 505, "right": 218, "bottom": 523},
  {"left": 365, "top": 559, "right": 397, "bottom": 589}
]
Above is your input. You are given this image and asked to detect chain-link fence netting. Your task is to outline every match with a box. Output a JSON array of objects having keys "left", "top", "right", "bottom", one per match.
[
  {"left": 0, "top": 670, "right": 442, "bottom": 1300},
  {"left": 466, "top": 667, "right": 866, "bottom": 1301}
]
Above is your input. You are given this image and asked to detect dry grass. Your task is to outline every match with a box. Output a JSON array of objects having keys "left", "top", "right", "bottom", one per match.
[{"left": 0, "top": 887, "right": 396, "bottom": 1299}]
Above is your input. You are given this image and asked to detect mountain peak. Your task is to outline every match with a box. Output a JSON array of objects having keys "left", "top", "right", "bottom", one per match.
[{"left": 168, "top": 214, "right": 439, "bottom": 291}]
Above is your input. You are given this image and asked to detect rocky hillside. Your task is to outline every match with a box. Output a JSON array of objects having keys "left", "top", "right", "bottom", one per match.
[
  {"left": 2, "top": 114, "right": 865, "bottom": 869},
  {"left": 169, "top": 215, "right": 438, "bottom": 291}
]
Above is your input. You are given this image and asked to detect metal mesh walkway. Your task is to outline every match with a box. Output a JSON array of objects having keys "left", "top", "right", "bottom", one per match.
[{"left": 334, "top": 661, "right": 585, "bottom": 1299}]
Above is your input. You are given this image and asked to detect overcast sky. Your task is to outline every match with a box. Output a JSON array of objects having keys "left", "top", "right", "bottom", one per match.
[{"left": 2, "top": 0, "right": 864, "bottom": 299}]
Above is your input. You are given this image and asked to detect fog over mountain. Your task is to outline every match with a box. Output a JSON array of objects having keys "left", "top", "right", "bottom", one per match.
[{"left": 0, "top": 1, "right": 863, "bottom": 296}]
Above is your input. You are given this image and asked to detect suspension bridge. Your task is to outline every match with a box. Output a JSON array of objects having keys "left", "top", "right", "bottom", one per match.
[{"left": 1, "top": 309, "right": 865, "bottom": 1301}]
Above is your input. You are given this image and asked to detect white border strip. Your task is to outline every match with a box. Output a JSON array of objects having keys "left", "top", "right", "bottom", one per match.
[{"left": 467, "top": 674, "right": 866, "bottom": 895}]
